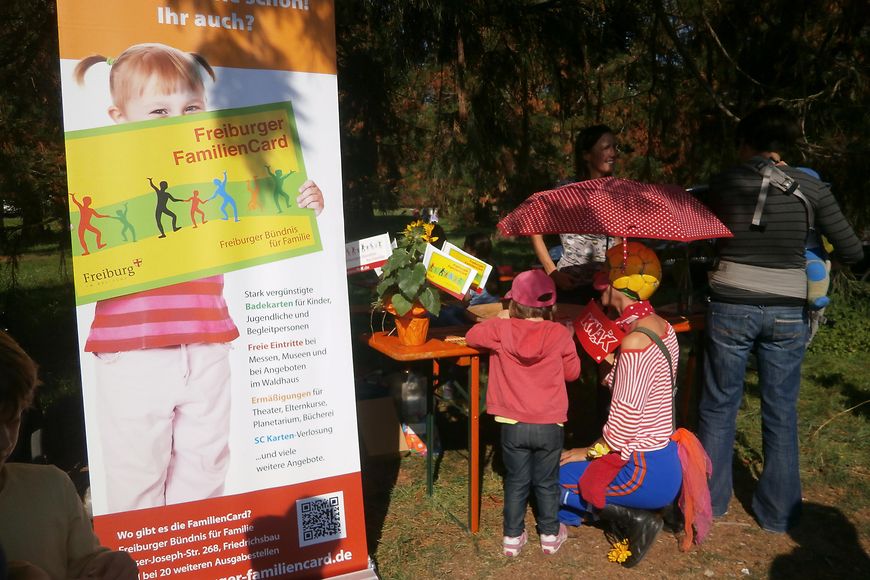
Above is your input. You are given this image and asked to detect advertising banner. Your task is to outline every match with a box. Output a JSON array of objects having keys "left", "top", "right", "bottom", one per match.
[{"left": 56, "top": 1, "right": 369, "bottom": 578}]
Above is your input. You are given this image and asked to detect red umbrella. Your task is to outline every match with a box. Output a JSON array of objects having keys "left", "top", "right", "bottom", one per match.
[{"left": 497, "top": 177, "right": 732, "bottom": 241}]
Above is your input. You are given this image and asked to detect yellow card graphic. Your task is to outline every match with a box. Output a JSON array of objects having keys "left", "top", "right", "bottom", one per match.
[
  {"left": 442, "top": 241, "right": 493, "bottom": 290},
  {"left": 64, "top": 102, "right": 321, "bottom": 304},
  {"left": 423, "top": 244, "right": 478, "bottom": 300}
]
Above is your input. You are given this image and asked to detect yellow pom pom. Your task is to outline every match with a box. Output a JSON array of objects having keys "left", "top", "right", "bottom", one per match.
[
  {"left": 587, "top": 442, "right": 611, "bottom": 459},
  {"left": 607, "top": 538, "right": 632, "bottom": 563},
  {"left": 604, "top": 242, "right": 662, "bottom": 300}
]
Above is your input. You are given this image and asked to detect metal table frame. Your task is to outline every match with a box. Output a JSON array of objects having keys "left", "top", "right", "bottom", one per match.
[{"left": 366, "top": 330, "right": 481, "bottom": 533}]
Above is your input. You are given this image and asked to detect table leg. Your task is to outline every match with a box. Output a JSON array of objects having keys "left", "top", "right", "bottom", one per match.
[
  {"left": 469, "top": 355, "right": 480, "bottom": 533},
  {"left": 427, "top": 359, "right": 440, "bottom": 496}
]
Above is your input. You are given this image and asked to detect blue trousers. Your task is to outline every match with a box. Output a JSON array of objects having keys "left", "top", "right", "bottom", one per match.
[
  {"left": 501, "top": 423, "right": 563, "bottom": 536},
  {"left": 558, "top": 442, "right": 682, "bottom": 525}
]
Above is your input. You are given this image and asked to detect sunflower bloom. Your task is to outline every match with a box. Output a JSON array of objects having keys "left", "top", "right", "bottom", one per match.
[
  {"left": 422, "top": 222, "right": 438, "bottom": 243},
  {"left": 403, "top": 220, "right": 426, "bottom": 238}
]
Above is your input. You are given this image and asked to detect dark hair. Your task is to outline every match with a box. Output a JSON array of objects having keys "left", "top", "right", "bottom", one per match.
[
  {"left": 462, "top": 232, "right": 492, "bottom": 260},
  {"left": 509, "top": 300, "right": 555, "bottom": 321},
  {"left": 430, "top": 223, "right": 447, "bottom": 249},
  {"left": 736, "top": 105, "right": 800, "bottom": 153},
  {"left": 574, "top": 124, "right": 613, "bottom": 179},
  {"left": 0, "top": 331, "right": 39, "bottom": 418}
]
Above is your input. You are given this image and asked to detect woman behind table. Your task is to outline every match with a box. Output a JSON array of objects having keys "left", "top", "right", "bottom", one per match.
[
  {"left": 530, "top": 125, "right": 618, "bottom": 302},
  {"left": 558, "top": 242, "right": 684, "bottom": 568}
]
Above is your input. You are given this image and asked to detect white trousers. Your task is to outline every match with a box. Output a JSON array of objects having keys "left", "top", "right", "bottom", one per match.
[{"left": 93, "top": 343, "right": 231, "bottom": 512}]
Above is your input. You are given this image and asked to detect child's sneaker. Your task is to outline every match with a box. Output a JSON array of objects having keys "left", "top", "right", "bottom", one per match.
[
  {"left": 502, "top": 531, "right": 528, "bottom": 557},
  {"left": 540, "top": 523, "right": 568, "bottom": 555}
]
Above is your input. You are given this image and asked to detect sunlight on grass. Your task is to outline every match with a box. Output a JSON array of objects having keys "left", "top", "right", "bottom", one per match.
[{"left": 4, "top": 222, "right": 869, "bottom": 577}]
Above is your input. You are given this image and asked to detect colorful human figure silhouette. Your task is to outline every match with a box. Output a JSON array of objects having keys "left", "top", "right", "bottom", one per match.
[
  {"left": 69, "top": 192, "right": 109, "bottom": 256},
  {"left": 186, "top": 190, "right": 209, "bottom": 228},
  {"left": 147, "top": 177, "right": 182, "bottom": 238},
  {"left": 247, "top": 177, "right": 261, "bottom": 210},
  {"left": 207, "top": 171, "right": 239, "bottom": 222},
  {"left": 264, "top": 165, "right": 293, "bottom": 213},
  {"left": 112, "top": 202, "right": 137, "bottom": 242}
]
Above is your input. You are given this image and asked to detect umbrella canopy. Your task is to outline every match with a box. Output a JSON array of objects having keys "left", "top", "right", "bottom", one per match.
[{"left": 497, "top": 177, "right": 732, "bottom": 242}]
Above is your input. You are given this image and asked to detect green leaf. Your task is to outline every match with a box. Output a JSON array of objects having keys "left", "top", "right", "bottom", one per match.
[
  {"left": 398, "top": 262, "right": 427, "bottom": 297},
  {"left": 419, "top": 286, "right": 441, "bottom": 316},
  {"left": 412, "top": 239, "right": 428, "bottom": 257},
  {"left": 385, "top": 248, "right": 411, "bottom": 271},
  {"left": 391, "top": 293, "right": 412, "bottom": 316},
  {"left": 376, "top": 277, "right": 396, "bottom": 298}
]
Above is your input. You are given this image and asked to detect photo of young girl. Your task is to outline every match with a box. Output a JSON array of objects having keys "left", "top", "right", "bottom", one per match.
[{"left": 72, "top": 43, "right": 325, "bottom": 512}]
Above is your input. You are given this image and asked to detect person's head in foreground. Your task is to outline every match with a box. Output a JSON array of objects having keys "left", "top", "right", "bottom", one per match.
[
  {"left": 594, "top": 241, "right": 662, "bottom": 311},
  {"left": 507, "top": 269, "right": 557, "bottom": 321},
  {"left": 0, "top": 331, "right": 138, "bottom": 579},
  {"left": 0, "top": 331, "right": 38, "bottom": 472}
]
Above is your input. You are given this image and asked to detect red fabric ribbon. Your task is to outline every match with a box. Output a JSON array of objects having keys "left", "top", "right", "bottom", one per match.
[{"left": 578, "top": 453, "right": 628, "bottom": 510}]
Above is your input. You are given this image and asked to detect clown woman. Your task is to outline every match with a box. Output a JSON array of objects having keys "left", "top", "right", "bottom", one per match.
[{"left": 558, "top": 241, "right": 712, "bottom": 568}]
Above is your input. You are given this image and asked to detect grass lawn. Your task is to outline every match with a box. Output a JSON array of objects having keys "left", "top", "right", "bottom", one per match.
[{"left": 2, "top": 219, "right": 868, "bottom": 578}]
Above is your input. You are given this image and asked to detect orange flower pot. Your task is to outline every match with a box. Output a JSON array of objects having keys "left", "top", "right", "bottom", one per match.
[{"left": 386, "top": 300, "right": 430, "bottom": 346}]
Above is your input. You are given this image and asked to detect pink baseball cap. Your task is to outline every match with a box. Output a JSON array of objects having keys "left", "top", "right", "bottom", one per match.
[{"left": 506, "top": 270, "right": 557, "bottom": 307}]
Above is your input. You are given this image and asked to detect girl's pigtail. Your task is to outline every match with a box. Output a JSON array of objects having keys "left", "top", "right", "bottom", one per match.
[
  {"left": 190, "top": 53, "right": 216, "bottom": 82},
  {"left": 73, "top": 54, "right": 110, "bottom": 85}
]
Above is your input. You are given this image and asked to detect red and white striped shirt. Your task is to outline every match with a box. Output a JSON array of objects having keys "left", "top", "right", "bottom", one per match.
[
  {"left": 602, "top": 325, "right": 679, "bottom": 460},
  {"left": 85, "top": 275, "right": 239, "bottom": 352}
]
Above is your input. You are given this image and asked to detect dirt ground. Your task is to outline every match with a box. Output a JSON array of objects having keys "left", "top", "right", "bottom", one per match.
[{"left": 361, "top": 448, "right": 870, "bottom": 580}]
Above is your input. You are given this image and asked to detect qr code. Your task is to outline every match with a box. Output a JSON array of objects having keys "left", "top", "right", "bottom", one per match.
[{"left": 296, "top": 491, "right": 347, "bottom": 547}]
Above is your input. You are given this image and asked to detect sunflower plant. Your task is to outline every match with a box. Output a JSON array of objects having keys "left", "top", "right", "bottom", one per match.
[{"left": 375, "top": 220, "right": 442, "bottom": 316}]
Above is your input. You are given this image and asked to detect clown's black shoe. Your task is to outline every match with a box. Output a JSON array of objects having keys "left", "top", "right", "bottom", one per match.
[{"left": 600, "top": 504, "right": 664, "bottom": 568}]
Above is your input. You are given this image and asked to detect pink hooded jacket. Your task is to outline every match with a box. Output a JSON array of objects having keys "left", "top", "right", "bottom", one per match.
[{"left": 466, "top": 318, "right": 580, "bottom": 424}]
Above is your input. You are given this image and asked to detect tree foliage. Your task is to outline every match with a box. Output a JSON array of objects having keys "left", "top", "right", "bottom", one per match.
[
  {"left": 0, "top": 0, "right": 67, "bottom": 248},
  {"left": 0, "top": 0, "right": 866, "bottom": 253},
  {"left": 336, "top": 0, "right": 869, "bottom": 231}
]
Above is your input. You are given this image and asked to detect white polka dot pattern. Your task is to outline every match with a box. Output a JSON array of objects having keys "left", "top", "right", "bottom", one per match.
[{"left": 497, "top": 177, "right": 733, "bottom": 241}]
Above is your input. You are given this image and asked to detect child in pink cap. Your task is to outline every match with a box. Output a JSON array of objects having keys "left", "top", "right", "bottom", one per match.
[{"left": 466, "top": 270, "right": 581, "bottom": 556}]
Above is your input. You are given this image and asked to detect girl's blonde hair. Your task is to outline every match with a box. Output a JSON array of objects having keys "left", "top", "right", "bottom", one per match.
[{"left": 73, "top": 43, "right": 215, "bottom": 108}]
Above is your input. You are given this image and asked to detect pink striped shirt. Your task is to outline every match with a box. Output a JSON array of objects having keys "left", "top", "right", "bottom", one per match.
[
  {"left": 85, "top": 275, "right": 239, "bottom": 352},
  {"left": 602, "top": 325, "right": 679, "bottom": 460}
]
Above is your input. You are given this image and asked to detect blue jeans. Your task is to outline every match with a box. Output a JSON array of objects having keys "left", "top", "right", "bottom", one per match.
[
  {"left": 501, "top": 423, "right": 563, "bottom": 537},
  {"left": 698, "top": 301, "right": 808, "bottom": 532}
]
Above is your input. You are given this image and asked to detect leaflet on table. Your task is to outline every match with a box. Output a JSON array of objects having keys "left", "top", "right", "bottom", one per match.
[
  {"left": 345, "top": 233, "right": 391, "bottom": 274},
  {"left": 65, "top": 102, "right": 320, "bottom": 305},
  {"left": 441, "top": 241, "right": 492, "bottom": 291},
  {"left": 57, "top": 1, "right": 370, "bottom": 578},
  {"left": 573, "top": 300, "right": 625, "bottom": 362},
  {"left": 422, "top": 244, "right": 478, "bottom": 299}
]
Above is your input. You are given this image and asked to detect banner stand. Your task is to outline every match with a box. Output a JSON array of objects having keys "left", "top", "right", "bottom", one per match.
[{"left": 56, "top": 1, "right": 370, "bottom": 577}]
